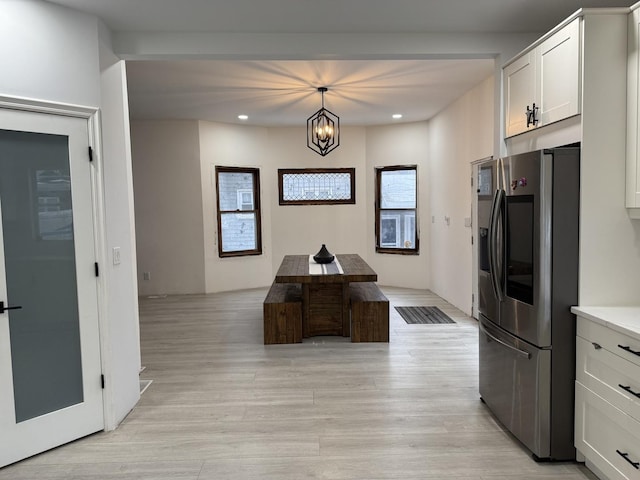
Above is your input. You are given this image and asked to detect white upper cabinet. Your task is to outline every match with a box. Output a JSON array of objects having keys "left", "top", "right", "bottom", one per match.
[
  {"left": 537, "top": 19, "right": 581, "bottom": 126},
  {"left": 504, "top": 51, "right": 536, "bottom": 138},
  {"left": 503, "top": 18, "right": 581, "bottom": 138},
  {"left": 627, "top": 5, "right": 640, "bottom": 218}
]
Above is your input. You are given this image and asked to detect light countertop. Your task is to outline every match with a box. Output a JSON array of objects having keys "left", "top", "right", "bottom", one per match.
[{"left": 571, "top": 306, "right": 640, "bottom": 341}]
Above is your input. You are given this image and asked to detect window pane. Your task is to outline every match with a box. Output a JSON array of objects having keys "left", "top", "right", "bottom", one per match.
[
  {"left": 282, "top": 172, "right": 351, "bottom": 201},
  {"left": 36, "top": 169, "right": 73, "bottom": 240},
  {"left": 278, "top": 168, "right": 355, "bottom": 205},
  {"left": 380, "top": 169, "right": 416, "bottom": 209},
  {"left": 221, "top": 212, "right": 257, "bottom": 252},
  {"left": 380, "top": 210, "right": 416, "bottom": 249},
  {"left": 218, "top": 172, "right": 254, "bottom": 211}
]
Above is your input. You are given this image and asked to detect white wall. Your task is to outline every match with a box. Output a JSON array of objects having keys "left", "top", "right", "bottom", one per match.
[
  {"left": 266, "top": 126, "right": 370, "bottom": 277},
  {"left": 0, "top": 0, "right": 100, "bottom": 107},
  {"left": 134, "top": 121, "right": 433, "bottom": 295},
  {"left": 1, "top": 0, "right": 141, "bottom": 429},
  {"left": 198, "top": 121, "right": 274, "bottom": 293},
  {"left": 98, "top": 25, "right": 142, "bottom": 427},
  {"left": 131, "top": 120, "right": 206, "bottom": 295},
  {"left": 428, "top": 76, "right": 494, "bottom": 314},
  {"left": 365, "top": 122, "right": 430, "bottom": 289},
  {"left": 579, "top": 14, "right": 640, "bottom": 305}
]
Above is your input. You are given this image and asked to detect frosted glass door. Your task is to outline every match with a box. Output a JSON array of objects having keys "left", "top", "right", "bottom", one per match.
[
  {"left": 0, "top": 130, "right": 84, "bottom": 422},
  {"left": 0, "top": 108, "right": 103, "bottom": 467}
]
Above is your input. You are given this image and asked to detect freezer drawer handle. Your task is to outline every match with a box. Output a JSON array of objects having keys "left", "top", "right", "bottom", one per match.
[
  {"left": 618, "top": 384, "right": 640, "bottom": 399},
  {"left": 480, "top": 322, "right": 531, "bottom": 359},
  {"left": 616, "top": 450, "right": 640, "bottom": 469},
  {"left": 618, "top": 344, "right": 640, "bottom": 358},
  {"left": 0, "top": 301, "right": 22, "bottom": 314}
]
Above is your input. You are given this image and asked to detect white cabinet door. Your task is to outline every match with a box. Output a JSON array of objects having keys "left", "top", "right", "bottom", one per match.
[
  {"left": 503, "top": 18, "right": 581, "bottom": 139},
  {"left": 537, "top": 18, "right": 581, "bottom": 125},
  {"left": 575, "top": 382, "right": 640, "bottom": 480},
  {"left": 627, "top": 7, "right": 640, "bottom": 217},
  {"left": 504, "top": 51, "right": 536, "bottom": 138}
]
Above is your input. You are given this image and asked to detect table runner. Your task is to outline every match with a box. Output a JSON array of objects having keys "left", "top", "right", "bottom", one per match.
[{"left": 308, "top": 255, "right": 344, "bottom": 275}]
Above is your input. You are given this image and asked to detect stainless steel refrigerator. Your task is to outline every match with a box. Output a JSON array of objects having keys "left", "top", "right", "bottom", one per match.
[{"left": 477, "top": 147, "right": 579, "bottom": 461}]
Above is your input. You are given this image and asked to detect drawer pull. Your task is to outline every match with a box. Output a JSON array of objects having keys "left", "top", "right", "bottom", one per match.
[
  {"left": 616, "top": 450, "right": 640, "bottom": 469},
  {"left": 618, "top": 384, "right": 640, "bottom": 399},
  {"left": 618, "top": 344, "right": 640, "bottom": 357},
  {"left": 592, "top": 342, "right": 602, "bottom": 350}
]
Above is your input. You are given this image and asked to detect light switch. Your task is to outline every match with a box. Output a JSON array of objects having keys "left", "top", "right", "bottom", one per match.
[
  {"left": 112, "top": 247, "right": 121, "bottom": 265},
  {"left": 464, "top": 217, "right": 472, "bottom": 228}
]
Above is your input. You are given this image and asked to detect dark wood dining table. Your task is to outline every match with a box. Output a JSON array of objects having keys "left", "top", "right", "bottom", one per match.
[{"left": 274, "top": 254, "right": 377, "bottom": 338}]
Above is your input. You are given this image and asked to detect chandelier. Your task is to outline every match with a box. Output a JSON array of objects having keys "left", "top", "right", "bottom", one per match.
[{"left": 307, "top": 87, "right": 340, "bottom": 156}]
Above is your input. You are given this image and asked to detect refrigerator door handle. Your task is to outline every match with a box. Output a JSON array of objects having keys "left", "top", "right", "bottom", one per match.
[
  {"left": 480, "top": 321, "right": 531, "bottom": 359},
  {"left": 488, "top": 188, "right": 505, "bottom": 301}
]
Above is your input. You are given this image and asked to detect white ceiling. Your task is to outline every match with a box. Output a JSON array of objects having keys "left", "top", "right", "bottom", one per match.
[
  {"left": 124, "top": 59, "right": 496, "bottom": 126},
  {"left": 47, "top": 0, "right": 637, "bottom": 126}
]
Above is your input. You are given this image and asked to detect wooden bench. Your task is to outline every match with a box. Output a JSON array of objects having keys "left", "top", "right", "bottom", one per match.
[
  {"left": 349, "top": 282, "right": 389, "bottom": 342},
  {"left": 263, "top": 283, "right": 302, "bottom": 345}
]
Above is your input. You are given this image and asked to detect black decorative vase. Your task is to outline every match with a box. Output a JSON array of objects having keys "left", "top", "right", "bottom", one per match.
[{"left": 313, "top": 244, "right": 334, "bottom": 264}]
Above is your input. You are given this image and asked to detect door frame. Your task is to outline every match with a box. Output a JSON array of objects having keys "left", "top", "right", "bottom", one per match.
[{"left": 0, "top": 94, "right": 111, "bottom": 430}]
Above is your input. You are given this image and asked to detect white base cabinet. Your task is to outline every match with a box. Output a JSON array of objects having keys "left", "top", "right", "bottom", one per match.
[
  {"left": 573, "top": 307, "right": 640, "bottom": 480},
  {"left": 576, "top": 383, "right": 640, "bottom": 480}
]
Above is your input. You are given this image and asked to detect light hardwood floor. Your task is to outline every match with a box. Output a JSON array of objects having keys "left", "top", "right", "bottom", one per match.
[{"left": 0, "top": 287, "right": 598, "bottom": 480}]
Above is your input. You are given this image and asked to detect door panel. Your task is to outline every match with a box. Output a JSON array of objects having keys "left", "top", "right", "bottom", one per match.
[
  {"left": 0, "top": 108, "right": 103, "bottom": 467},
  {"left": 504, "top": 51, "right": 536, "bottom": 137},
  {"left": 538, "top": 18, "right": 581, "bottom": 125},
  {"left": 499, "top": 151, "right": 552, "bottom": 347},
  {"left": 479, "top": 315, "right": 550, "bottom": 459},
  {"left": 477, "top": 161, "right": 499, "bottom": 322}
]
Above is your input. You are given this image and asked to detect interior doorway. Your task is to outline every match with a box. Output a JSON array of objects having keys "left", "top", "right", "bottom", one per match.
[{"left": 0, "top": 106, "right": 104, "bottom": 467}]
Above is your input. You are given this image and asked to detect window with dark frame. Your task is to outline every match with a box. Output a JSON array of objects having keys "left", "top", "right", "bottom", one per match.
[
  {"left": 215, "top": 166, "right": 262, "bottom": 257},
  {"left": 278, "top": 168, "right": 355, "bottom": 205},
  {"left": 375, "top": 165, "right": 419, "bottom": 254}
]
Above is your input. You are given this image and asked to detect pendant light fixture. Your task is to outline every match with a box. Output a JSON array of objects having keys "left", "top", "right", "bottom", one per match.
[{"left": 307, "top": 87, "right": 340, "bottom": 156}]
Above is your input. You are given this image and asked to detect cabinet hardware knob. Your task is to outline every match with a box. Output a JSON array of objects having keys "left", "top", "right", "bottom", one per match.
[{"left": 592, "top": 342, "right": 602, "bottom": 350}]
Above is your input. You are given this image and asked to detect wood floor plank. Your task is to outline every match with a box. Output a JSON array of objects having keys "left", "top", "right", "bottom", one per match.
[{"left": 0, "top": 286, "right": 598, "bottom": 479}]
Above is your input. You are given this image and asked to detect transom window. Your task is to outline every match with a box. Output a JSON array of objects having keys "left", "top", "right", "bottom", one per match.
[
  {"left": 375, "top": 165, "right": 418, "bottom": 254},
  {"left": 278, "top": 168, "right": 355, "bottom": 205},
  {"left": 215, "top": 166, "right": 262, "bottom": 257}
]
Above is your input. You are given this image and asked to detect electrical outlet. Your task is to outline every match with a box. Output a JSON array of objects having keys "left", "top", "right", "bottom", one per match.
[
  {"left": 143, "top": 272, "right": 151, "bottom": 281},
  {"left": 112, "top": 247, "right": 121, "bottom": 265}
]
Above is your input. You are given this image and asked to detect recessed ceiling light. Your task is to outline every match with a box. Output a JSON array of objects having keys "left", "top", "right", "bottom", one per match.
[
  {"left": 392, "top": 114, "right": 403, "bottom": 119},
  {"left": 238, "top": 114, "right": 249, "bottom": 120}
]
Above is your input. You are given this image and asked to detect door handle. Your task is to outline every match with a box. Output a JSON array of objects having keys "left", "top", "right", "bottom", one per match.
[
  {"left": 618, "top": 344, "right": 640, "bottom": 357},
  {"left": 618, "top": 384, "right": 640, "bottom": 399},
  {"left": 480, "top": 321, "right": 531, "bottom": 359},
  {"left": 0, "top": 301, "right": 22, "bottom": 314},
  {"left": 616, "top": 450, "right": 640, "bottom": 469},
  {"left": 488, "top": 189, "right": 505, "bottom": 301}
]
